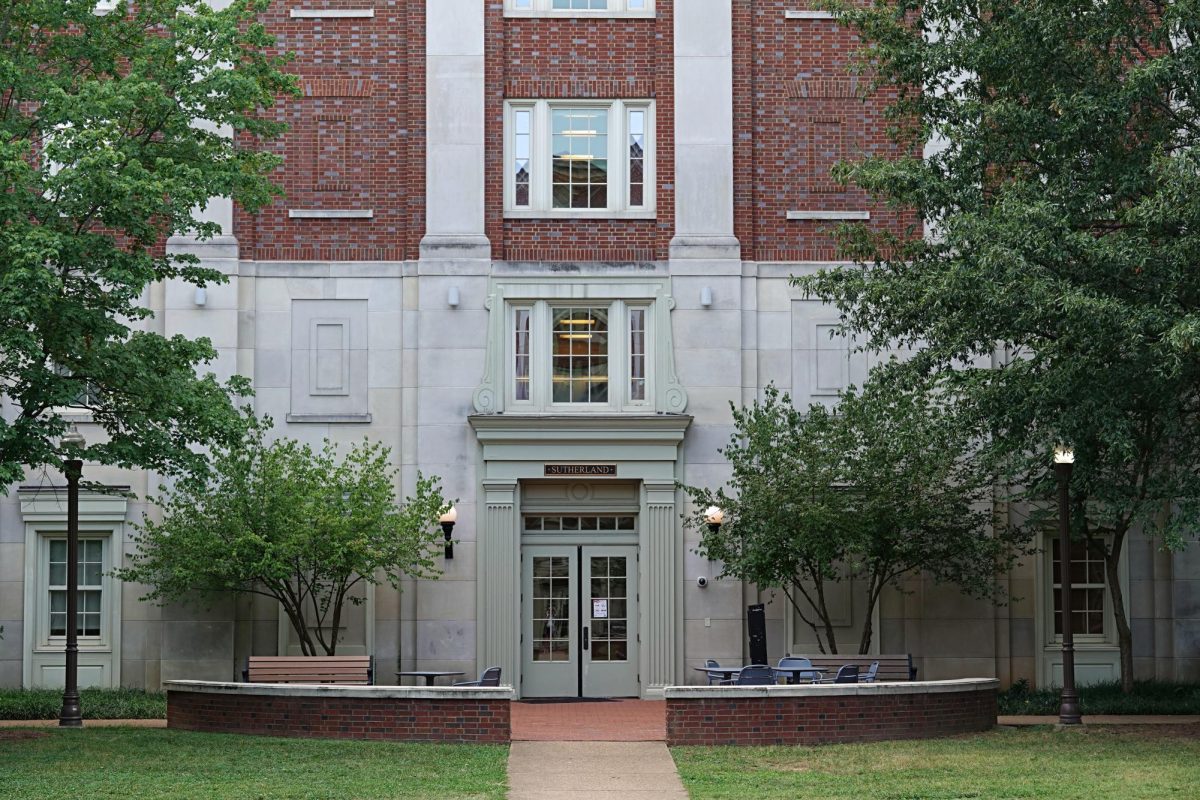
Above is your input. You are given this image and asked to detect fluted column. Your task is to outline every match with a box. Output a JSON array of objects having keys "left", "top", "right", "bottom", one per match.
[
  {"left": 643, "top": 482, "right": 680, "bottom": 693},
  {"left": 478, "top": 480, "right": 519, "bottom": 687}
]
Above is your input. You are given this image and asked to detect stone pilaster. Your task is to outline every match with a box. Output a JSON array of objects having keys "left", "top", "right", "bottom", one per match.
[
  {"left": 643, "top": 482, "right": 680, "bottom": 693},
  {"left": 478, "top": 480, "right": 519, "bottom": 686}
]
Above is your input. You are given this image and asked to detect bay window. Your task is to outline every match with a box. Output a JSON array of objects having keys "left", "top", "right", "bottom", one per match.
[
  {"left": 508, "top": 301, "right": 653, "bottom": 410},
  {"left": 505, "top": 100, "right": 655, "bottom": 218}
]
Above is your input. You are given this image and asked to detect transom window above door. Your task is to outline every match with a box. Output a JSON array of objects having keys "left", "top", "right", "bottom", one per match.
[
  {"left": 510, "top": 300, "right": 652, "bottom": 411},
  {"left": 505, "top": 100, "right": 655, "bottom": 218},
  {"left": 506, "top": 0, "right": 654, "bottom": 17}
]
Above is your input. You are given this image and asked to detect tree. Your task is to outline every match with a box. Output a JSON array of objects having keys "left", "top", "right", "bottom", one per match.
[
  {"left": 800, "top": 0, "right": 1200, "bottom": 689},
  {"left": 0, "top": 1, "right": 294, "bottom": 485},
  {"left": 118, "top": 423, "right": 450, "bottom": 656},
  {"left": 681, "top": 384, "right": 1025, "bottom": 655}
]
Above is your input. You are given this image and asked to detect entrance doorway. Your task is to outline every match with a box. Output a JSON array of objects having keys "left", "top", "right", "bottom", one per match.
[{"left": 521, "top": 545, "right": 639, "bottom": 698}]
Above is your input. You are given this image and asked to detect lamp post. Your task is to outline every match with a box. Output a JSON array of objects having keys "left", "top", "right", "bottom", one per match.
[
  {"left": 704, "top": 505, "right": 725, "bottom": 534},
  {"left": 1054, "top": 445, "right": 1082, "bottom": 725},
  {"left": 59, "top": 428, "right": 85, "bottom": 728},
  {"left": 440, "top": 506, "right": 457, "bottom": 559}
]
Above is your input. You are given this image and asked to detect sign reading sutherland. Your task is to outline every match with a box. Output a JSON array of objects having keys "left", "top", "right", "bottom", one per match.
[{"left": 543, "top": 464, "right": 618, "bottom": 477}]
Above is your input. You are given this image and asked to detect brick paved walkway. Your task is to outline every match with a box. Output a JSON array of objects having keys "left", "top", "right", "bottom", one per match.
[{"left": 511, "top": 699, "right": 666, "bottom": 741}]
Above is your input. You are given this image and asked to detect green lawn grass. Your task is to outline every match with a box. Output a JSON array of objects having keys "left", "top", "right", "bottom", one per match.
[
  {"left": 0, "top": 688, "right": 166, "bottom": 720},
  {"left": 0, "top": 728, "right": 509, "bottom": 800},
  {"left": 672, "top": 726, "right": 1200, "bottom": 800}
]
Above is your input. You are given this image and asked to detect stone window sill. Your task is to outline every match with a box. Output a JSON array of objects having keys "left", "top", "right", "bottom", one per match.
[
  {"left": 504, "top": 209, "right": 657, "bottom": 221},
  {"left": 504, "top": 11, "right": 656, "bottom": 20},
  {"left": 285, "top": 413, "right": 373, "bottom": 424}
]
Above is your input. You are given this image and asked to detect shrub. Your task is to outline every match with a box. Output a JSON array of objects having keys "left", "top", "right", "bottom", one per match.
[
  {"left": 999, "top": 680, "right": 1200, "bottom": 716},
  {"left": 0, "top": 688, "right": 166, "bottom": 720}
]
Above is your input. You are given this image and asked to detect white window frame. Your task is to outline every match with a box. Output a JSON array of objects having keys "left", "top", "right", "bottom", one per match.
[
  {"left": 1042, "top": 533, "right": 1115, "bottom": 646},
  {"left": 39, "top": 535, "right": 111, "bottom": 648},
  {"left": 507, "top": 299, "right": 655, "bottom": 412},
  {"left": 504, "top": 99, "right": 656, "bottom": 219},
  {"left": 505, "top": 0, "right": 655, "bottom": 18}
]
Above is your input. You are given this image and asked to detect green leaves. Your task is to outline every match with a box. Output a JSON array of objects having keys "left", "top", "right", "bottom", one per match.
[
  {"left": 682, "top": 382, "right": 1023, "bottom": 654},
  {"left": 118, "top": 422, "right": 450, "bottom": 655},
  {"left": 802, "top": 0, "right": 1200, "bottom": 685},
  {"left": 0, "top": 0, "right": 295, "bottom": 485}
]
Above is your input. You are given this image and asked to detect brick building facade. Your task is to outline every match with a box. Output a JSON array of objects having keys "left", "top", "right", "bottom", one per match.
[{"left": 1, "top": 0, "right": 1194, "bottom": 696}]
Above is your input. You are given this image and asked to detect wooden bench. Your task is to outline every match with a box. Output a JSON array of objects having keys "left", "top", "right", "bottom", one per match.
[
  {"left": 242, "top": 656, "right": 374, "bottom": 685},
  {"left": 798, "top": 654, "right": 917, "bottom": 682}
]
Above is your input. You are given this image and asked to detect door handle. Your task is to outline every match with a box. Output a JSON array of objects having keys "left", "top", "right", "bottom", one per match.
[{"left": 582, "top": 626, "right": 589, "bottom": 650}]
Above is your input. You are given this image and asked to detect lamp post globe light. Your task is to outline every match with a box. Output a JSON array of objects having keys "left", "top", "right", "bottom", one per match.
[
  {"left": 59, "top": 428, "right": 86, "bottom": 728},
  {"left": 440, "top": 505, "right": 457, "bottom": 559},
  {"left": 1054, "top": 445, "right": 1082, "bottom": 725}
]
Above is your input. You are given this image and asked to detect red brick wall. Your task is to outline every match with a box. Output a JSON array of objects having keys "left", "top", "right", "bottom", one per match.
[
  {"left": 168, "top": 689, "right": 511, "bottom": 743},
  {"left": 230, "top": 1, "right": 920, "bottom": 265},
  {"left": 234, "top": 1, "right": 422, "bottom": 262},
  {"left": 486, "top": 3, "right": 674, "bottom": 262},
  {"left": 666, "top": 688, "right": 996, "bottom": 746},
  {"left": 735, "top": 1, "right": 919, "bottom": 262}
]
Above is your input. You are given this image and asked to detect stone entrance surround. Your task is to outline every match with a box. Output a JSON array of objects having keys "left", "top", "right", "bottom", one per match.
[
  {"left": 664, "top": 678, "right": 998, "bottom": 746},
  {"left": 165, "top": 681, "right": 512, "bottom": 743}
]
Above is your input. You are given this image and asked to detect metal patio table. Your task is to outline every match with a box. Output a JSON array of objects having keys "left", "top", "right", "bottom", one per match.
[
  {"left": 693, "top": 665, "right": 743, "bottom": 683},
  {"left": 395, "top": 670, "right": 466, "bottom": 686}
]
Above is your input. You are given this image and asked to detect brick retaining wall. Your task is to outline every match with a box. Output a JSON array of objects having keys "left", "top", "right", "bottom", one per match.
[
  {"left": 166, "top": 681, "right": 511, "bottom": 743},
  {"left": 665, "top": 679, "right": 997, "bottom": 746}
]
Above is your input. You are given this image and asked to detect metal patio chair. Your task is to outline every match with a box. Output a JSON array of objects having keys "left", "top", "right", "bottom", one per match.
[
  {"left": 454, "top": 666, "right": 502, "bottom": 687},
  {"left": 831, "top": 664, "right": 860, "bottom": 684},
  {"left": 704, "top": 659, "right": 725, "bottom": 686},
  {"left": 724, "top": 664, "right": 775, "bottom": 685},
  {"left": 862, "top": 661, "right": 880, "bottom": 683},
  {"left": 776, "top": 656, "right": 821, "bottom": 684}
]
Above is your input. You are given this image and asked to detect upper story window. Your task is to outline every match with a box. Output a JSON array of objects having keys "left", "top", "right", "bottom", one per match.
[
  {"left": 506, "top": 0, "right": 654, "bottom": 16},
  {"left": 510, "top": 301, "right": 652, "bottom": 411},
  {"left": 505, "top": 100, "right": 655, "bottom": 219},
  {"left": 472, "top": 277, "right": 689, "bottom": 417}
]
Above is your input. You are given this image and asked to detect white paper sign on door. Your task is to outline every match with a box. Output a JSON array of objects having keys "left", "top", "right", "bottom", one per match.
[{"left": 592, "top": 599, "right": 608, "bottom": 619}]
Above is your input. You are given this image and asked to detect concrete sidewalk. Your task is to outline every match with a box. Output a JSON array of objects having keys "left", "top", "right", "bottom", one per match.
[
  {"left": 998, "top": 715, "right": 1200, "bottom": 726},
  {"left": 0, "top": 719, "right": 166, "bottom": 728},
  {"left": 508, "top": 741, "right": 687, "bottom": 800}
]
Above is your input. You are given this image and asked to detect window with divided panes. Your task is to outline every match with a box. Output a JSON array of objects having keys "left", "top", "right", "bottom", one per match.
[
  {"left": 1051, "top": 539, "right": 1109, "bottom": 638},
  {"left": 48, "top": 539, "right": 104, "bottom": 638},
  {"left": 510, "top": 301, "right": 652, "bottom": 410},
  {"left": 506, "top": 100, "right": 654, "bottom": 216}
]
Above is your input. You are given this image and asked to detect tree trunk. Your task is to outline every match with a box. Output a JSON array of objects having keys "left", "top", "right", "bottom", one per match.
[
  {"left": 280, "top": 601, "right": 316, "bottom": 656},
  {"left": 1103, "top": 535, "right": 1134, "bottom": 694},
  {"left": 323, "top": 590, "right": 346, "bottom": 656},
  {"left": 858, "top": 577, "right": 885, "bottom": 655},
  {"left": 815, "top": 579, "right": 839, "bottom": 654}
]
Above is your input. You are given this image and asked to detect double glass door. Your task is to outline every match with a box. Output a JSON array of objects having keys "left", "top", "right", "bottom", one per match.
[{"left": 521, "top": 545, "right": 639, "bottom": 698}]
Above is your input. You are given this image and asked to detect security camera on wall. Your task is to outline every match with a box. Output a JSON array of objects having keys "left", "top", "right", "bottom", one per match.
[{"left": 696, "top": 576, "right": 709, "bottom": 589}]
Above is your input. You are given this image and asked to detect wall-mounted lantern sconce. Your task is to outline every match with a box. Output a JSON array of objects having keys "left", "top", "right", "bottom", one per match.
[
  {"left": 194, "top": 286, "right": 208, "bottom": 307},
  {"left": 704, "top": 505, "right": 725, "bottom": 534},
  {"left": 440, "top": 505, "right": 458, "bottom": 559},
  {"left": 447, "top": 287, "right": 461, "bottom": 308},
  {"left": 700, "top": 287, "right": 713, "bottom": 308}
]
